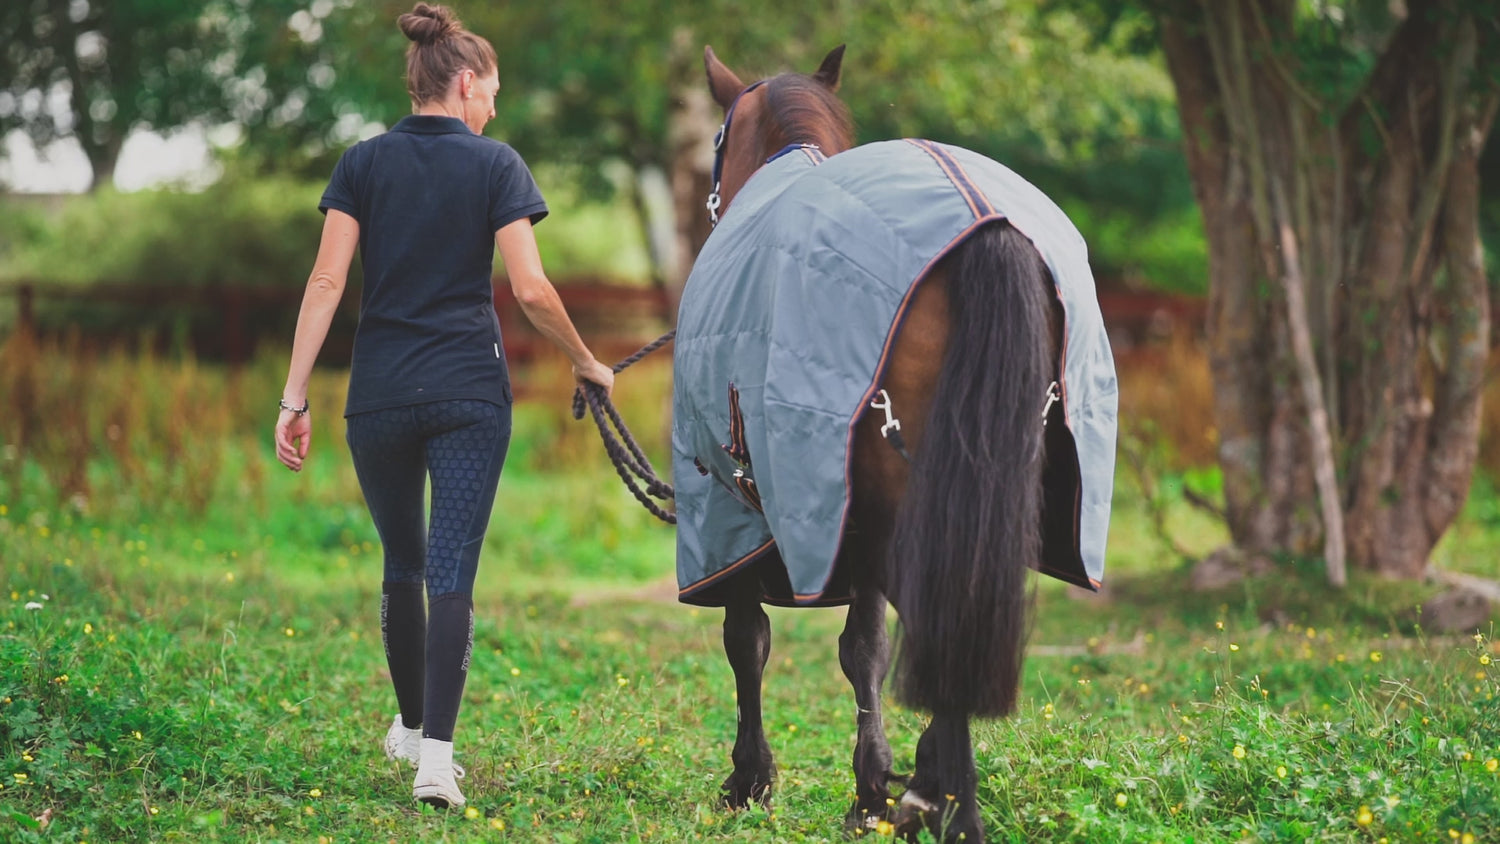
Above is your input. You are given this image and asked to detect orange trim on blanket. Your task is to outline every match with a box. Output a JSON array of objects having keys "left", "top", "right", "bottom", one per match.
[
  {"left": 678, "top": 537, "right": 778, "bottom": 598},
  {"left": 906, "top": 139, "right": 991, "bottom": 221}
]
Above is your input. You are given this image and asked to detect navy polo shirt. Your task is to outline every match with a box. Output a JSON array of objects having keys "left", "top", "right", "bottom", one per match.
[{"left": 319, "top": 115, "right": 547, "bottom": 417}]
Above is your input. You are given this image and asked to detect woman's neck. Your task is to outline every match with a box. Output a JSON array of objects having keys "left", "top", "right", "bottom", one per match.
[{"left": 414, "top": 98, "right": 462, "bottom": 119}]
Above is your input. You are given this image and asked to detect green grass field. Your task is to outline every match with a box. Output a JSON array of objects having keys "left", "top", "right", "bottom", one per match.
[{"left": 2, "top": 347, "right": 1499, "bottom": 843}]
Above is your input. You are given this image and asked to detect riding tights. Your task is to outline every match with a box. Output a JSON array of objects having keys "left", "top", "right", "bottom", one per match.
[{"left": 345, "top": 399, "right": 511, "bottom": 743}]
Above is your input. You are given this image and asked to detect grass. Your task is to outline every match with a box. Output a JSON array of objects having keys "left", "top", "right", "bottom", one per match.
[{"left": 1, "top": 342, "right": 1498, "bottom": 842}]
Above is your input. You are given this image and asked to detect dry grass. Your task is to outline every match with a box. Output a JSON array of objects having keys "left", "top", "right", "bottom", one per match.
[{"left": 1115, "top": 330, "right": 1218, "bottom": 470}]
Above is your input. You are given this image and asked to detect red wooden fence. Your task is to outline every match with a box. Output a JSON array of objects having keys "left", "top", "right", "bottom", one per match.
[{"left": 3, "top": 279, "right": 1218, "bottom": 364}]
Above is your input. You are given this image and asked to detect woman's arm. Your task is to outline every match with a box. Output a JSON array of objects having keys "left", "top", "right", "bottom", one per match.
[
  {"left": 275, "top": 209, "right": 359, "bottom": 471},
  {"left": 495, "top": 218, "right": 614, "bottom": 394}
]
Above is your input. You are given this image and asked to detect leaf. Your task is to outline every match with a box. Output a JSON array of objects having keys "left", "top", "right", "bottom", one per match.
[{"left": 5, "top": 810, "right": 40, "bottom": 831}]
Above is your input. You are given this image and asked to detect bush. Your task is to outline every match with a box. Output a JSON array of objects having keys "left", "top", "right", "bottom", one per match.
[{"left": 1, "top": 174, "right": 328, "bottom": 290}]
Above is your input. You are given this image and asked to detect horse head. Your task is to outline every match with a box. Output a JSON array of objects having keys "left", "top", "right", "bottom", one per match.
[{"left": 702, "top": 45, "right": 854, "bottom": 223}]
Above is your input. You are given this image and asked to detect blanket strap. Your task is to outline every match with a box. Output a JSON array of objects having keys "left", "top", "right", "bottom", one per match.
[{"left": 869, "top": 389, "right": 913, "bottom": 462}]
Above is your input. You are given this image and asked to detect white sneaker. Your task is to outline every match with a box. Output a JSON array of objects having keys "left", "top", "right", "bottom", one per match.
[
  {"left": 383, "top": 714, "right": 421, "bottom": 767},
  {"left": 413, "top": 737, "right": 467, "bottom": 808}
]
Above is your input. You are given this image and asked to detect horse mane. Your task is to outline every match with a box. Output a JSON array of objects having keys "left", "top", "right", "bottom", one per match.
[{"left": 759, "top": 73, "right": 854, "bottom": 156}]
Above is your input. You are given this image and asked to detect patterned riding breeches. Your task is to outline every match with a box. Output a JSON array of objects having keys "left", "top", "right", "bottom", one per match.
[{"left": 345, "top": 399, "right": 512, "bottom": 597}]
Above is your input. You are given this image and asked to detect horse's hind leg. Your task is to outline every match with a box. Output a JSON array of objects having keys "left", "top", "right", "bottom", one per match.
[
  {"left": 719, "top": 572, "right": 775, "bottom": 808},
  {"left": 840, "top": 579, "right": 898, "bottom": 832},
  {"left": 893, "top": 714, "right": 983, "bottom": 843}
]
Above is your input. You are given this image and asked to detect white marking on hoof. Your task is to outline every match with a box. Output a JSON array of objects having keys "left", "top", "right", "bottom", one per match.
[{"left": 901, "top": 792, "right": 939, "bottom": 813}]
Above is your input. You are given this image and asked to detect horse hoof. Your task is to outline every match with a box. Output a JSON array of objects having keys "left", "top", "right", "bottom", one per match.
[
  {"left": 889, "top": 792, "right": 983, "bottom": 843},
  {"left": 719, "top": 777, "right": 773, "bottom": 811},
  {"left": 843, "top": 800, "right": 890, "bottom": 834}
]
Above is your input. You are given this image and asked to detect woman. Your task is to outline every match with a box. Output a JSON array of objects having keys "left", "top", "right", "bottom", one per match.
[{"left": 273, "top": 2, "right": 614, "bottom": 809}]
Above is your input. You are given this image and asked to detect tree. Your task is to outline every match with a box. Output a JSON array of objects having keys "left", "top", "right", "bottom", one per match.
[
  {"left": 1, "top": 0, "right": 227, "bottom": 191},
  {"left": 1088, "top": 0, "right": 1497, "bottom": 578},
  {"left": 458, "top": 0, "right": 1179, "bottom": 293}
]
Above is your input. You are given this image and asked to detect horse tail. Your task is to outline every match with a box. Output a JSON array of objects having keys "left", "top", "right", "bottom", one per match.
[{"left": 887, "top": 221, "right": 1051, "bottom": 718}]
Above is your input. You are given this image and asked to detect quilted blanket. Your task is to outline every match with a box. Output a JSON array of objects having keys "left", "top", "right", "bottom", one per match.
[{"left": 672, "top": 139, "right": 1117, "bottom": 607}]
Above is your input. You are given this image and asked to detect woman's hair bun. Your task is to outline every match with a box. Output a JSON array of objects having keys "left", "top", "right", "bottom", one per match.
[{"left": 398, "top": 3, "right": 461, "bottom": 45}]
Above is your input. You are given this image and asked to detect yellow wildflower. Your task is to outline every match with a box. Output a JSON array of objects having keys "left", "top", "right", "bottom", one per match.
[
  {"left": 464, "top": 807, "right": 480, "bottom": 820},
  {"left": 1114, "top": 792, "right": 1128, "bottom": 808},
  {"left": 1355, "top": 806, "right": 1372, "bottom": 826},
  {"left": 1232, "top": 745, "right": 1246, "bottom": 760}
]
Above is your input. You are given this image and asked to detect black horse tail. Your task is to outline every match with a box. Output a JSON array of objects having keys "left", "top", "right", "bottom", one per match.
[{"left": 888, "top": 221, "right": 1051, "bottom": 718}]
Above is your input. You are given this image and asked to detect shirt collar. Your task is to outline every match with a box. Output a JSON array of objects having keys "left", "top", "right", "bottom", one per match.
[{"left": 391, "top": 115, "right": 472, "bottom": 136}]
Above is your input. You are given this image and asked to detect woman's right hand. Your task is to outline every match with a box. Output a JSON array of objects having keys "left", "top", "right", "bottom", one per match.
[
  {"left": 573, "top": 358, "right": 615, "bottom": 398},
  {"left": 275, "top": 408, "right": 312, "bottom": 472}
]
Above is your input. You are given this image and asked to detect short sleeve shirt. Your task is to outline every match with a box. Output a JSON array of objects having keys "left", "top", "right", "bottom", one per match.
[{"left": 320, "top": 115, "right": 548, "bottom": 416}]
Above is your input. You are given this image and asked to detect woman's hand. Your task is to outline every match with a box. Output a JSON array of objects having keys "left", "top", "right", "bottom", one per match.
[
  {"left": 275, "top": 409, "right": 312, "bottom": 472},
  {"left": 573, "top": 359, "right": 616, "bottom": 398}
]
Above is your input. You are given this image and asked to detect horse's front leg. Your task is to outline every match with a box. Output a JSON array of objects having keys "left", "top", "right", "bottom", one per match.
[
  {"left": 840, "top": 580, "right": 898, "bottom": 831},
  {"left": 893, "top": 713, "right": 983, "bottom": 843},
  {"left": 720, "top": 574, "right": 775, "bottom": 809}
]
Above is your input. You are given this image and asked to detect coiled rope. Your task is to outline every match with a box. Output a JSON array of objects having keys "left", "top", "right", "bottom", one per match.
[{"left": 571, "top": 330, "right": 677, "bottom": 524}]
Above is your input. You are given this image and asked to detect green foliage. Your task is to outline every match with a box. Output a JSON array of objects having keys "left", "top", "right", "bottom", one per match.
[
  {"left": 0, "top": 0, "right": 329, "bottom": 188},
  {"left": 0, "top": 344, "right": 1497, "bottom": 840},
  {"left": 0, "top": 164, "right": 652, "bottom": 296},
  {"left": 0, "top": 174, "right": 324, "bottom": 289},
  {"left": 0, "top": 468, "right": 1496, "bottom": 841},
  {"left": 1062, "top": 199, "right": 1207, "bottom": 292}
]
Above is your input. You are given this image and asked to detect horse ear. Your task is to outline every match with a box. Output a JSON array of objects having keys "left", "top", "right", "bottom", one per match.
[
  {"left": 812, "top": 44, "right": 845, "bottom": 92},
  {"left": 704, "top": 46, "right": 745, "bottom": 110}
]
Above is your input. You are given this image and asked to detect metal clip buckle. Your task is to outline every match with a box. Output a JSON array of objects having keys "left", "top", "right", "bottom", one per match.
[
  {"left": 870, "top": 389, "right": 901, "bottom": 438},
  {"left": 712, "top": 124, "right": 726, "bottom": 151},
  {"left": 706, "top": 185, "right": 722, "bottom": 225},
  {"left": 1042, "top": 381, "right": 1061, "bottom": 426}
]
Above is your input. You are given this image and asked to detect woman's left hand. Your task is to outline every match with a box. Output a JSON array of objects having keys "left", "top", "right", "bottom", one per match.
[{"left": 275, "top": 410, "right": 312, "bottom": 472}]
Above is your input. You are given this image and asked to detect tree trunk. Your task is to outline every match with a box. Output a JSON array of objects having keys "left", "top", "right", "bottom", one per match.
[
  {"left": 666, "top": 27, "right": 717, "bottom": 319},
  {"left": 1159, "top": 0, "right": 1494, "bottom": 579}
]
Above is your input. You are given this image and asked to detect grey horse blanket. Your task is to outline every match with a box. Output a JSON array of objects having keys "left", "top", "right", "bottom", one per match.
[{"left": 672, "top": 139, "right": 1117, "bottom": 607}]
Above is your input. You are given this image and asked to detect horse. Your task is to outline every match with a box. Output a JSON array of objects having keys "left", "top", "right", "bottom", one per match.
[{"left": 671, "top": 44, "right": 1115, "bottom": 842}]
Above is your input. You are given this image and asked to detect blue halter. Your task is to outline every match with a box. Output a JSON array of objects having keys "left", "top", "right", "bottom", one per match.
[{"left": 706, "top": 80, "right": 767, "bottom": 227}]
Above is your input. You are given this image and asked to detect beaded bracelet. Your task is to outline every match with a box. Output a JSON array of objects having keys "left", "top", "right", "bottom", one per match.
[{"left": 279, "top": 398, "right": 310, "bottom": 416}]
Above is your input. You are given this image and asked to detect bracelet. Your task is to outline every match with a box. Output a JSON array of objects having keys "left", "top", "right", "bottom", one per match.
[{"left": 279, "top": 398, "right": 310, "bottom": 416}]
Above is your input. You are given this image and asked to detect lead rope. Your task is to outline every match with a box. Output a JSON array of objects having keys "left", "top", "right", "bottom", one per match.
[{"left": 571, "top": 330, "right": 678, "bottom": 524}]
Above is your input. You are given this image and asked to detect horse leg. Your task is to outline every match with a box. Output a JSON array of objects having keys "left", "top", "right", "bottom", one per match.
[
  {"left": 719, "top": 573, "right": 775, "bottom": 809},
  {"left": 839, "top": 578, "right": 897, "bottom": 831},
  {"left": 892, "top": 713, "right": 983, "bottom": 843}
]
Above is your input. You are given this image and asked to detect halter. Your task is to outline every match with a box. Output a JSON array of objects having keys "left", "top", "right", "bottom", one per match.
[{"left": 706, "top": 80, "right": 767, "bottom": 227}]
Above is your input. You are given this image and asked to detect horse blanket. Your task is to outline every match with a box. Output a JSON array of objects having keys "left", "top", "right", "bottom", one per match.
[{"left": 672, "top": 139, "right": 1117, "bottom": 607}]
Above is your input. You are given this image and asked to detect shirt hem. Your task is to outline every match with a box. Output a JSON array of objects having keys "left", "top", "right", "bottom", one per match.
[{"left": 344, "top": 387, "right": 512, "bottom": 418}]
